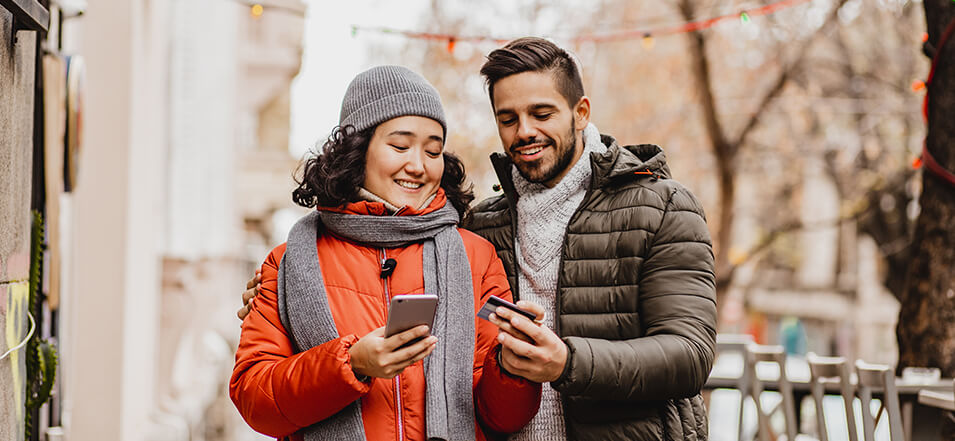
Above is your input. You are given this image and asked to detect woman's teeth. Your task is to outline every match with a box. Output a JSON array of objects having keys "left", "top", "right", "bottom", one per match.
[{"left": 396, "top": 180, "right": 422, "bottom": 189}]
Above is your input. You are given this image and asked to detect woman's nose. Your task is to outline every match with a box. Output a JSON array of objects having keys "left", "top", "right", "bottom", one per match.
[{"left": 404, "top": 152, "right": 425, "bottom": 175}]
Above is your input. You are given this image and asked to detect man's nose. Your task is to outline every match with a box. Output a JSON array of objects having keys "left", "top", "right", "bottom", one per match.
[{"left": 516, "top": 117, "right": 538, "bottom": 141}]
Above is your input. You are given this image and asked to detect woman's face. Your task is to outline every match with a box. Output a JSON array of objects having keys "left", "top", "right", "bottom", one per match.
[{"left": 364, "top": 115, "right": 445, "bottom": 210}]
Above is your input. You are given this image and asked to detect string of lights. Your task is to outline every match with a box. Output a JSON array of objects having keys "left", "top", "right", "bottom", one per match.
[
  {"left": 913, "top": 15, "right": 955, "bottom": 187},
  {"left": 349, "top": 0, "right": 814, "bottom": 48}
]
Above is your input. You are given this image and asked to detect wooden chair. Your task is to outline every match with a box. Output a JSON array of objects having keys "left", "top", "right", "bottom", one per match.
[
  {"left": 746, "top": 344, "right": 799, "bottom": 441},
  {"left": 855, "top": 360, "right": 904, "bottom": 441},
  {"left": 807, "top": 353, "right": 857, "bottom": 441},
  {"left": 716, "top": 334, "right": 755, "bottom": 441}
]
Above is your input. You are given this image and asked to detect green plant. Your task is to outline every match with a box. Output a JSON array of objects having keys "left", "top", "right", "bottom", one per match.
[{"left": 25, "top": 210, "right": 58, "bottom": 440}]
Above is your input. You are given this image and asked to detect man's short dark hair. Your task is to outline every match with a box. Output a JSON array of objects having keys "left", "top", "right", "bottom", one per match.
[{"left": 480, "top": 37, "right": 585, "bottom": 108}]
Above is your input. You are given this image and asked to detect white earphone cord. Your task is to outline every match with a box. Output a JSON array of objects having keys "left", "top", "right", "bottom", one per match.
[{"left": 0, "top": 311, "right": 37, "bottom": 361}]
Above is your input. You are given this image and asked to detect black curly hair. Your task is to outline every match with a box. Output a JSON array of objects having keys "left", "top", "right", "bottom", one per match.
[{"left": 293, "top": 125, "right": 474, "bottom": 218}]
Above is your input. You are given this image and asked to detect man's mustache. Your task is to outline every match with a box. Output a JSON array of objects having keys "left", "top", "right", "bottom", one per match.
[{"left": 509, "top": 137, "right": 553, "bottom": 152}]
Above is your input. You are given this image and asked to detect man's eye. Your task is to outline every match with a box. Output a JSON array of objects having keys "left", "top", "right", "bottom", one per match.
[
  {"left": 499, "top": 118, "right": 516, "bottom": 126},
  {"left": 534, "top": 113, "right": 553, "bottom": 120}
]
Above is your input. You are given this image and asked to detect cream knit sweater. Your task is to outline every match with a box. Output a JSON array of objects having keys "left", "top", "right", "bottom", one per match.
[{"left": 510, "top": 124, "right": 606, "bottom": 441}]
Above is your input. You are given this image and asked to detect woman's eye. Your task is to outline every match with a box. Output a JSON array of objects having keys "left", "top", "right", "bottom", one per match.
[
  {"left": 426, "top": 150, "right": 442, "bottom": 158},
  {"left": 389, "top": 144, "right": 409, "bottom": 151}
]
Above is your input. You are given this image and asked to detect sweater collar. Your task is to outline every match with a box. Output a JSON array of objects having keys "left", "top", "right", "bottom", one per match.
[{"left": 510, "top": 123, "right": 607, "bottom": 198}]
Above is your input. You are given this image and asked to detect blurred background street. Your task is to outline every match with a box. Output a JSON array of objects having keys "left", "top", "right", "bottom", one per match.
[{"left": 1, "top": 0, "right": 953, "bottom": 440}]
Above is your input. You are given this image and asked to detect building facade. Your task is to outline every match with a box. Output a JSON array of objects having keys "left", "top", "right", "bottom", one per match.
[{"left": 3, "top": 0, "right": 306, "bottom": 440}]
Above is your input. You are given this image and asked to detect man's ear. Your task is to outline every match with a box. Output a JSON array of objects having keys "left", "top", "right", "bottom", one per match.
[{"left": 574, "top": 96, "right": 591, "bottom": 128}]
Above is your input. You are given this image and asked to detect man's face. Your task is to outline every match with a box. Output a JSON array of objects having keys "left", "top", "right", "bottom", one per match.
[{"left": 491, "top": 71, "right": 589, "bottom": 188}]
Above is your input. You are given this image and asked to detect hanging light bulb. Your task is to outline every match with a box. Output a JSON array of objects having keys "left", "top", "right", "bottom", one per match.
[
  {"left": 250, "top": 4, "right": 264, "bottom": 18},
  {"left": 740, "top": 12, "right": 751, "bottom": 24},
  {"left": 641, "top": 33, "right": 655, "bottom": 50}
]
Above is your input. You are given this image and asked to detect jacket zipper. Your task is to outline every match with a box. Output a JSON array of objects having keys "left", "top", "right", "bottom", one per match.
[{"left": 380, "top": 248, "right": 404, "bottom": 441}]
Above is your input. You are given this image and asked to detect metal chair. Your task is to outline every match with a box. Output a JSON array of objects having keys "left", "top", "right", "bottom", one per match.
[
  {"left": 716, "top": 334, "right": 756, "bottom": 441},
  {"left": 855, "top": 360, "right": 904, "bottom": 441},
  {"left": 746, "top": 344, "right": 799, "bottom": 441},
  {"left": 807, "top": 353, "right": 858, "bottom": 441}
]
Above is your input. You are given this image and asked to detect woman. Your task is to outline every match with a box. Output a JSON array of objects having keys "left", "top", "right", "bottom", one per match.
[{"left": 230, "top": 66, "right": 541, "bottom": 441}]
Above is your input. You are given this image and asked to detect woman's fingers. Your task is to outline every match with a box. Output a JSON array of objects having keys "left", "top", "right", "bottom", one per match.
[
  {"left": 383, "top": 325, "right": 431, "bottom": 350},
  {"left": 387, "top": 338, "right": 438, "bottom": 375}
]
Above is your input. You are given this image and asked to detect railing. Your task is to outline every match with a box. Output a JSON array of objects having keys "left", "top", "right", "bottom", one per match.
[{"left": 1, "top": 0, "right": 50, "bottom": 33}]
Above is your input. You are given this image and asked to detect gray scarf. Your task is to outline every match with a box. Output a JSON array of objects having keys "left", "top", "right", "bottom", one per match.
[{"left": 277, "top": 203, "right": 476, "bottom": 441}]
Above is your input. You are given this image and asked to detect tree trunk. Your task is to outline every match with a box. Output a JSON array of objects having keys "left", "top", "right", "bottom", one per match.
[{"left": 897, "top": 0, "right": 955, "bottom": 436}]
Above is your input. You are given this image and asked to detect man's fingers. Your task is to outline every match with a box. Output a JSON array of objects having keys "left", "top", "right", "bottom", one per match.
[
  {"left": 246, "top": 276, "right": 257, "bottom": 290},
  {"left": 500, "top": 346, "right": 532, "bottom": 372},
  {"left": 489, "top": 313, "right": 534, "bottom": 343},
  {"left": 515, "top": 300, "right": 545, "bottom": 321},
  {"left": 242, "top": 288, "right": 256, "bottom": 305},
  {"left": 508, "top": 314, "right": 548, "bottom": 343},
  {"left": 495, "top": 308, "right": 546, "bottom": 344},
  {"left": 498, "top": 331, "right": 538, "bottom": 359}
]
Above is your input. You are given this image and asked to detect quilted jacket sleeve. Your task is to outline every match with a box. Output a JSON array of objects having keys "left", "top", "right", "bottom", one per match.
[
  {"left": 551, "top": 186, "right": 717, "bottom": 401},
  {"left": 467, "top": 232, "right": 542, "bottom": 434},
  {"left": 229, "top": 244, "right": 374, "bottom": 437}
]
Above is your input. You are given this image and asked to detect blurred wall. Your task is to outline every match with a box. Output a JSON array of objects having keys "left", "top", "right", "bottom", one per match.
[
  {"left": 56, "top": 0, "right": 305, "bottom": 440},
  {"left": 60, "top": 0, "right": 166, "bottom": 439},
  {"left": 0, "top": 8, "right": 38, "bottom": 441}
]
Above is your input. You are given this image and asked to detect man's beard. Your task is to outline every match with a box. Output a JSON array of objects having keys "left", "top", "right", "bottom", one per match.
[{"left": 511, "top": 120, "right": 578, "bottom": 184}]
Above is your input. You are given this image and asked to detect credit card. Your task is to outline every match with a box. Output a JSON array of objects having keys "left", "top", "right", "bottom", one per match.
[{"left": 477, "top": 295, "right": 537, "bottom": 321}]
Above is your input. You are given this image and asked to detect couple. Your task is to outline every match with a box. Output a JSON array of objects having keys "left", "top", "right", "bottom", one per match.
[{"left": 231, "top": 37, "right": 717, "bottom": 441}]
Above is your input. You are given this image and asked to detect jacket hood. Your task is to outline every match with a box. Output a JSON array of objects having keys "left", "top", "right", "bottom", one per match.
[
  {"left": 590, "top": 134, "right": 672, "bottom": 188},
  {"left": 318, "top": 188, "right": 448, "bottom": 216},
  {"left": 489, "top": 134, "right": 672, "bottom": 195}
]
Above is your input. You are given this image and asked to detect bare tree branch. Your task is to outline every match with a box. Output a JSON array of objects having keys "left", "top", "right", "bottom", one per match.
[{"left": 731, "top": 0, "right": 851, "bottom": 152}]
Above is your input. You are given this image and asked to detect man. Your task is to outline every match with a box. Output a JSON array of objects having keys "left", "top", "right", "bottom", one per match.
[{"left": 240, "top": 37, "right": 717, "bottom": 440}]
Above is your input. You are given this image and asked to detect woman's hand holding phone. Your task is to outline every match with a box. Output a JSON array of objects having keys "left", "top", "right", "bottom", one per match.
[{"left": 347, "top": 325, "right": 437, "bottom": 380}]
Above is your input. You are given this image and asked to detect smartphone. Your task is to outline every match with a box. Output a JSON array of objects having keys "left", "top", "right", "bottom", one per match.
[
  {"left": 384, "top": 294, "right": 439, "bottom": 339},
  {"left": 477, "top": 295, "right": 537, "bottom": 322}
]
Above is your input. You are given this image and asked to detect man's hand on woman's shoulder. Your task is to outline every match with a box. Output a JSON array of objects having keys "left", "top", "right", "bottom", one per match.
[{"left": 237, "top": 269, "right": 261, "bottom": 320}]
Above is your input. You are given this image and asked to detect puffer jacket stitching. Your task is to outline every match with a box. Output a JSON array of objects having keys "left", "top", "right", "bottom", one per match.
[{"left": 467, "top": 141, "right": 714, "bottom": 440}]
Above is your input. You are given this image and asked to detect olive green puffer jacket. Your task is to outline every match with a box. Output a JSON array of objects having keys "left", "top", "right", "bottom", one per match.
[{"left": 462, "top": 136, "right": 717, "bottom": 441}]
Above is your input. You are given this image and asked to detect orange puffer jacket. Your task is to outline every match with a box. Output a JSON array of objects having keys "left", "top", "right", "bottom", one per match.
[{"left": 230, "top": 191, "right": 541, "bottom": 441}]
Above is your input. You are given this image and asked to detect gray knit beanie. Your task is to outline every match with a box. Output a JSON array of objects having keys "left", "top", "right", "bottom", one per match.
[{"left": 339, "top": 65, "right": 447, "bottom": 135}]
